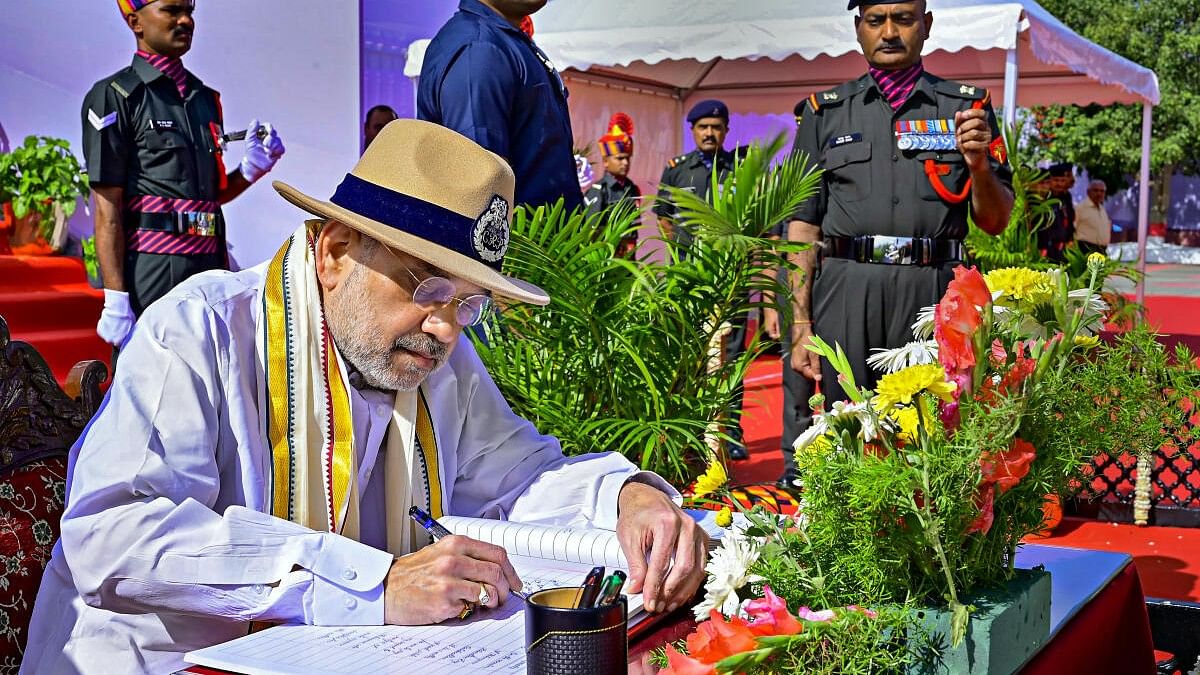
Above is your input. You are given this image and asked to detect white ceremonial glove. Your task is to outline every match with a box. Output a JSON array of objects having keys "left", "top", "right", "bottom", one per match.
[
  {"left": 239, "top": 118, "right": 286, "bottom": 183},
  {"left": 96, "top": 289, "right": 136, "bottom": 348}
]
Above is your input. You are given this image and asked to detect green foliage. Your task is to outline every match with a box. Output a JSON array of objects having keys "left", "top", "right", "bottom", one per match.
[
  {"left": 1033, "top": 0, "right": 1200, "bottom": 191},
  {"left": 0, "top": 136, "right": 89, "bottom": 240},
  {"left": 1024, "top": 325, "right": 1199, "bottom": 489},
  {"left": 82, "top": 236, "right": 99, "bottom": 280},
  {"left": 474, "top": 134, "right": 820, "bottom": 484},
  {"left": 780, "top": 261, "right": 1148, "bottom": 644},
  {"left": 965, "top": 123, "right": 1057, "bottom": 272},
  {"left": 722, "top": 606, "right": 920, "bottom": 675}
]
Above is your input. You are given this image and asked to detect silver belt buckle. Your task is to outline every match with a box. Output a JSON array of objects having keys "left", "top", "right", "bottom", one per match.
[
  {"left": 869, "top": 235, "right": 915, "bottom": 264},
  {"left": 178, "top": 212, "right": 218, "bottom": 237}
]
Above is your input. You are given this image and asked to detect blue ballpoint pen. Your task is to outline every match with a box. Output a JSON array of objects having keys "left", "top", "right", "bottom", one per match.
[
  {"left": 408, "top": 505, "right": 454, "bottom": 540},
  {"left": 408, "top": 506, "right": 529, "bottom": 603}
]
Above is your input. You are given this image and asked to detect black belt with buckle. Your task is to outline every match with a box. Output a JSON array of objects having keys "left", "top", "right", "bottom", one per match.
[
  {"left": 127, "top": 211, "right": 224, "bottom": 237},
  {"left": 824, "top": 235, "right": 964, "bottom": 265}
]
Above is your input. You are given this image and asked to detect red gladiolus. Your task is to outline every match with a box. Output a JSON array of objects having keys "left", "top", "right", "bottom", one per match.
[
  {"left": 980, "top": 438, "right": 1037, "bottom": 493},
  {"left": 744, "top": 586, "right": 803, "bottom": 636},
  {"left": 660, "top": 645, "right": 717, "bottom": 675},
  {"left": 939, "top": 400, "right": 961, "bottom": 430},
  {"left": 934, "top": 266, "right": 990, "bottom": 376},
  {"left": 934, "top": 292, "right": 979, "bottom": 373},
  {"left": 686, "top": 609, "right": 760, "bottom": 664},
  {"left": 953, "top": 266, "right": 992, "bottom": 307},
  {"left": 967, "top": 483, "right": 995, "bottom": 534},
  {"left": 990, "top": 339, "right": 1008, "bottom": 366}
]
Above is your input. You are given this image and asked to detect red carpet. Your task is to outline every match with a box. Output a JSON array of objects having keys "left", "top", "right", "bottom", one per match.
[
  {"left": 0, "top": 256, "right": 110, "bottom": 384},
  {"left": 1134, "top": 295, "right": 1200, "bottom": 338},
  {"left": 1030, "top": 517, "right": 1200, "bottom": 602},
  {"left": 734, "top": 357, "right": 787, "bottom": 485}
]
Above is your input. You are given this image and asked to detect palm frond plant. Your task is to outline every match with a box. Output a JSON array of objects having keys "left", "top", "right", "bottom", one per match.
[
  {"left": 474, "top": 133, "right": 821, "bottom": 484},
  {"left": 965, "top": 122, "right": 1057, "bottom": 272}
]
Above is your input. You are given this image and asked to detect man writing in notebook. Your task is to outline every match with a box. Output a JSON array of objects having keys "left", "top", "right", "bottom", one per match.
[{"left": 22, "top": 120, "right": 707, "bottom": 674}]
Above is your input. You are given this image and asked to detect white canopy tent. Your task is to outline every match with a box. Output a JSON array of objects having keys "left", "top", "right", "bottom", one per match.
[{"left": 407, "top": 0, "right": 1160, "bottom": 296}]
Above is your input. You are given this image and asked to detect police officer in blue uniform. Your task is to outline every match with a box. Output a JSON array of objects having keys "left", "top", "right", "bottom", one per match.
[
  {"left": 786, "top": 0, "right": 1013, "bottom": 406},
  {"left": 654, "top": 100, "right": 738, "bottom": 249},
  {"left": 85, "top": 0, "right": 284, "bottom": 349},
  {"left": 655, "top": 100, "right": 752, "bottom": 459},
  {"left": 418, "top": 0, "right": 581, "bottom": 212}
]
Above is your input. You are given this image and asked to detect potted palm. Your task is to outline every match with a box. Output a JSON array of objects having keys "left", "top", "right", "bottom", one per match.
[
  {"left": 0, "top": 136, "right": 89, "bottom": 255},
  {"left": 474, "top": 134, "right": 819, "bottom": 485}
]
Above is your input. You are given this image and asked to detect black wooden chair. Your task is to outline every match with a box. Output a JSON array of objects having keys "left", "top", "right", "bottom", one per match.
[{"left": 0, "top": 314, "right": 106, "bottom": 670}]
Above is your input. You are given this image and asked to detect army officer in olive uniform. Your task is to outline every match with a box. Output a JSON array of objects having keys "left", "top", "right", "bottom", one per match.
[
  {"left": 786, "top": 0, "right": 1012, "bottom": 405},
  {"left": 85, "top": 0, "right": 284, "bottom": 349}
]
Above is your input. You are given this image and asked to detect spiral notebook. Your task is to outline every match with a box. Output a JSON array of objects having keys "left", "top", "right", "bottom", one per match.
[{"left": 184, "top": 512, "right": 723, "bottom": 675}]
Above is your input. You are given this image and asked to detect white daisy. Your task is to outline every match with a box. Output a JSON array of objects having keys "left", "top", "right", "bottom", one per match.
[
  {"left": 1068, "top": 287, "right": 1109, "bottom": 334},
  {"left": 693, "top": 534, "right": 764, "bottom": 621},
  {"left": 828, "top": 399, "right": 880, "bottom": 441},
  {"left": 911, "top": 305, "right": 937, "bottom": 340},
  {"left": 793, "top": 415, "right": 829, "bottom": 451},
  {"left": 867, "top": 340, "right": 939, "bottom": 373}
]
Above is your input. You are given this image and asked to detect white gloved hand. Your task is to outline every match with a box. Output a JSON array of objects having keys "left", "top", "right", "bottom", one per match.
[
  {"left": 96, "top": 289, "right": 136, "bottom": 348},
  {"left": 239, "top": 118, "right": 286, "bottom": 183}
]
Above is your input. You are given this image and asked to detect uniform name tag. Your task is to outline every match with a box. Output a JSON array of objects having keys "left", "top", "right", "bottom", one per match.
[
  {"left": 829, "top": 133, "right": 862, "bottom": 148},
  {"left": 152, "top": 119, "right": 176, "bottom": 131}
]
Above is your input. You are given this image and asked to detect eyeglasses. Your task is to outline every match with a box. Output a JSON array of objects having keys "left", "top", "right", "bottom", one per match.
[
  {"left": 396, "top": 264, "right": 493, "bottom": 327},
  {"left": 373, "top": 242, "right": 494, "bottom": 326}
]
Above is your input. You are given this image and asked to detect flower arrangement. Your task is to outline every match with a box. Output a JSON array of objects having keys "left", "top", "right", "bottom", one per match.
[{"left": 661, "top": 253, "right": 1170, "bottom": 673}]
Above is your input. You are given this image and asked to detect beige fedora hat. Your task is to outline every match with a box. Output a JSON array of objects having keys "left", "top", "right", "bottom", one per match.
[{"left": 273, "top": 119, "right": 549, "bottom": 305}]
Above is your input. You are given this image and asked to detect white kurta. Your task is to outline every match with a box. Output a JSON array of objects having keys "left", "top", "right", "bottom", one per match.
[{"left": 21, "top": 264, "right": 673, "bottom": 674}]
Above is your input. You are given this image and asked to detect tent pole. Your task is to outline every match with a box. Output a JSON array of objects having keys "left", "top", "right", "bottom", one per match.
[
  {"left": 1003, "top": 48, "right": 1018, "bottom": 128},
  {"left": 1135, "top": 102, "right": 1152, "bottom": 305}
]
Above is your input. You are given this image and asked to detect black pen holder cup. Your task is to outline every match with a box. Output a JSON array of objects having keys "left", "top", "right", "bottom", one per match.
[{"left": 525, "top": 587, "right": 628, "bottom": 675}]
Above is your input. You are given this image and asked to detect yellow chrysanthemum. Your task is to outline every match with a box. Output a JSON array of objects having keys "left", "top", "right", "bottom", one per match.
[
  {"left": 692, "top": 459, "right": 728, "bottom": 498},
  {"left": 1074, "top": 334, "right": 1101, "bottom": 350},
  {"left": 715, "top": 506, "right": 733, "bottom": 528},
  {"left": 796, "top": 433, "right": 836, "bottom": 470},
  {"left": 890, "top": 405, "right": 921, "bottom": 443},
  {"left": 873, "top": 363, "right": 957, "bottom": 409},
  {"left": 984, "top": 267, "right": 1055, "bottom": 305},
  {"left": 1087, "top": 252, "right": 1108, "bottom": 271}
]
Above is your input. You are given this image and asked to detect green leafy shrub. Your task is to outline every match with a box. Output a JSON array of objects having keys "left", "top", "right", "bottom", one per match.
[
  {"left": 474, "top": 134, "right": 820, "bottom": 484},
  {"left": 0, "top": 136, "right": 89, "bottom": 241}
]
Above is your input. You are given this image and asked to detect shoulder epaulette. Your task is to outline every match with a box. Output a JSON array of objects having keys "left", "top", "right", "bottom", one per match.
[
  {"left": 934, "top": 79, "right": 988, "bottom": 102},
  {"left": 806, "top": 80, "right": 860, "bottom": 113},
  {"left": 667, "top": 153, "right": 689, "bottom": 169},
  {"left": 108, "top": 69, "right": 143, "bottom": 99}
]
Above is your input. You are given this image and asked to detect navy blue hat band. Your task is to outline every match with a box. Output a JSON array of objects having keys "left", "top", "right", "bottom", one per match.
[{"left": 329, "top": 173, "right": 502, "bottom": 271}]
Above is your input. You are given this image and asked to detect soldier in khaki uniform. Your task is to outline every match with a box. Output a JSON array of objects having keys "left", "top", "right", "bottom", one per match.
[{"left": 786, "top": 0, "right": 1013, "bottom": 406}]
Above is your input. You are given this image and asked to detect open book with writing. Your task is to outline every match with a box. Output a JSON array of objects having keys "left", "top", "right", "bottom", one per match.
[{"left": 185, "top": 512, "right": 722, "bottom": 675}]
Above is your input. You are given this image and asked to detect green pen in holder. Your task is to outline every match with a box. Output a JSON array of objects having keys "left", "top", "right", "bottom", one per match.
[{"left": 524, "top": 587, "right": 628, "bottom": 675}]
